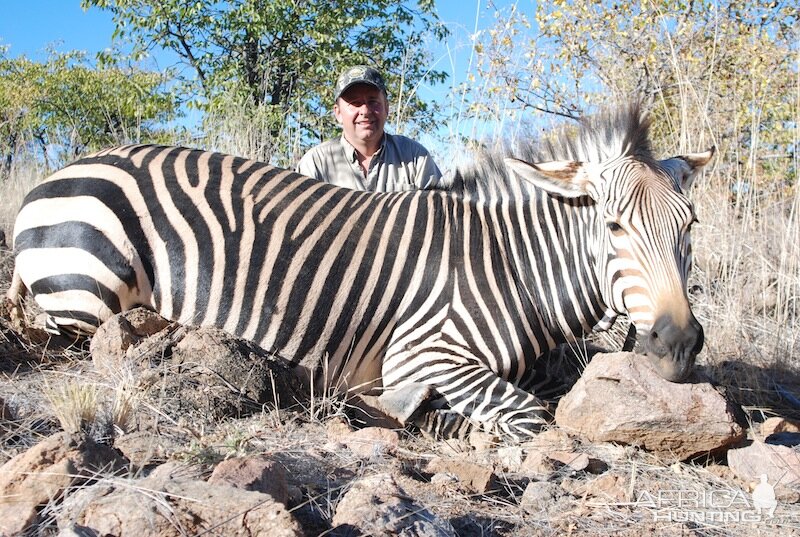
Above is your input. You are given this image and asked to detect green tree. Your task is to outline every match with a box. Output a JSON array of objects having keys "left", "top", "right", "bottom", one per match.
[
  {"left": 83, "top": 0, "right": 449, "bottom": 165},
  {"left": 0, "top": 47, "right": 179, "bottom": 174}
]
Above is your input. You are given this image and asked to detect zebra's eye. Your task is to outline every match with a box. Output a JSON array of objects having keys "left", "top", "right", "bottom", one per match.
[{"left": 607, "top": 221, "right": 625, "bottom": 236}]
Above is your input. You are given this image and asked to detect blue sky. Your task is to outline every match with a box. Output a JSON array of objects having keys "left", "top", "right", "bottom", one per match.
[
  {"left": 1, "top": 2, "right": 116, "bottom": 60},
  {"left": 0, "top": 1, "right": 514, "bottom": 79}
]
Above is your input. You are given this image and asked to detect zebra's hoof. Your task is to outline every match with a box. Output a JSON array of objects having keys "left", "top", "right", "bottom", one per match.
[{"left": 1, "top": 298, "right": 25, "bottom": 332}]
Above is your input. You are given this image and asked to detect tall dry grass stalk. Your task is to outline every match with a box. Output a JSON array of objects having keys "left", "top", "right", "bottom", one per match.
[
  {"left": 40, "top": 368, "right": 141, "bottom": 440},
  {"left": 692, "top": 177, "right": 800, "bottom": 365},
  {"left": 0, "top": 158, "right": 48, "bottom": 243},
  {"left": 199, "top": 89, "right": 309, "bottom": 169},
  {"left": 107, "top": 370, "right": 140, "bottom": 435},
  {"left": 44, "top": 377, "right": 99, "bottom": 436}
]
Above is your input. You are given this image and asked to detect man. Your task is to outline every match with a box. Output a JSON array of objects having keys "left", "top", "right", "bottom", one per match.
[{"left": 296, "top": 65, "right": 442, "bottom": 191}]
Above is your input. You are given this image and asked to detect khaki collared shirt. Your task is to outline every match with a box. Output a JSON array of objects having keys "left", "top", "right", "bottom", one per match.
[{"left": 296, "top": 133, "right": 442, "bottom": 191}]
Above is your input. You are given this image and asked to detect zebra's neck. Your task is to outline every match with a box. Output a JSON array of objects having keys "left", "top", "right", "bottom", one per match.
[{"left": 443, "top": 188, "right": 613, "bottom": 351}]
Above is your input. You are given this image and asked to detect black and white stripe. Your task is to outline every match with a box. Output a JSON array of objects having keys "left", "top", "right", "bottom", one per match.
[{"left": 8, "top": 104, "right": 713, "bottom": 439}]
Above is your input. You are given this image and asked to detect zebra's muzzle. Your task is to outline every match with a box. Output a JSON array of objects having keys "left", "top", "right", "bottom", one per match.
[{"left": 641, "top": 313, "right": 704, "bottom": 382}]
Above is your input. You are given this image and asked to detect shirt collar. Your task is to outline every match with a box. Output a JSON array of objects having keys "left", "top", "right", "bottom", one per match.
[{"left": 339, "top": 134, "right": 387, "bottom": 163}]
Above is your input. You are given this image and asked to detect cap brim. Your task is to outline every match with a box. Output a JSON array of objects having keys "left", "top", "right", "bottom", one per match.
[{"left": 335, "top": 80, "right": 384, "bottom": 101}]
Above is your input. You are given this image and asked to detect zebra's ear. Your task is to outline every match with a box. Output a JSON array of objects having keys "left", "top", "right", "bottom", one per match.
[
  {"left": 504, "top": 157, "right": 594, "bottom": 199},
  {"left": 660, "top": 147, "right": 715, "bottom": 192}
]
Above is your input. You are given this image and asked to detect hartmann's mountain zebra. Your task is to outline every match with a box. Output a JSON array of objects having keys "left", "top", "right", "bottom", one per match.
[{"left": 7, "top": 104, "right": 713, "bottom": 439}]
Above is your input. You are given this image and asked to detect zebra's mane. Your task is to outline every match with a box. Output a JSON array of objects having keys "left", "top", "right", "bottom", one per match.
[{"left": 451, "top": 102, "right": 654, "bottom": 196}]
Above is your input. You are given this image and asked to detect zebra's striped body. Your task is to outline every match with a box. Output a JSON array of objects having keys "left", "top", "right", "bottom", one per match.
[{"left": 8, "top": 105, "right": 713, "bottom": 438}]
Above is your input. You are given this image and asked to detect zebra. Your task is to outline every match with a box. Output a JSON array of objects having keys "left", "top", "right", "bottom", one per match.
[{"left": 5, "top": 103, "right": 713, "bottom": 439}]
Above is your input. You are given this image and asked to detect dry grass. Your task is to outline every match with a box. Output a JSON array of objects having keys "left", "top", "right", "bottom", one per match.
[
  {"left": 43, "top": 377, "right": 100, "bottom": 436},
  {"left": 0, "top": 163, "right": 42, "bottom": 244},
  {"left": 692, "top": 176, "right": 800, "bottom": 357}
]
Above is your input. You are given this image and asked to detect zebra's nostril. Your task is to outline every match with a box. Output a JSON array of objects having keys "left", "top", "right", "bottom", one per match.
[{"left": 645, "top": 313, "right": 704, "bottom": 365}]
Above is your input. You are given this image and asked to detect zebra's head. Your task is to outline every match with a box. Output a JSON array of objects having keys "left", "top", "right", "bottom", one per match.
[{"left": 505, "top": 107, "right": 714, "bottom": 382}]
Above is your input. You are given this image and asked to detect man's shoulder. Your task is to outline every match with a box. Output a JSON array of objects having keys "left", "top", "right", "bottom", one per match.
[
  {"left": 302, "top": 139, "right": 342, "bottom": 157},
  {"left": 384, "top": 133, "right": 431, "bottom": 156},
  {"left": 297, "top": 139, "right": 348, "bottom": 178},
  {"left": 298, "top": 139, "right": 347, "bottom": 167}
]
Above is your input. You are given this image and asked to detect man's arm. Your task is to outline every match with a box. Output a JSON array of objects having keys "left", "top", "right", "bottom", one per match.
[
  {"left": 296, "top": 150, "right": 322, "bottom": 180},
  {"left": 414, "top": 151, "right": 444, "bottom": 190}
]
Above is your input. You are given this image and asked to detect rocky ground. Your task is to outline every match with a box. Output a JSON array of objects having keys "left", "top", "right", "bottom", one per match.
[{"left": 1, "top": 245, "right": 799, "bottom": 536}]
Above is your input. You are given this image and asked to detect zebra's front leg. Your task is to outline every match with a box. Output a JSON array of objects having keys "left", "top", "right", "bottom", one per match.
[
  {"left": 382, "top": 356, "right": 553, "bottom": 441},
  {"left": 4, "top": 267, "right": 27, "bottom": 332}
]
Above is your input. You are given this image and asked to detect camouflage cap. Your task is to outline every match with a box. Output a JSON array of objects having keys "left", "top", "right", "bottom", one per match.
[{"left": 334, "top": 65, "right": 387, "bottom": 102}]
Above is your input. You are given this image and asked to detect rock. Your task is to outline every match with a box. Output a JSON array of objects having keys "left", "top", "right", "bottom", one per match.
[
  {"left": 467, "top": 430, "right": 499, "bottom": 452},
  {"left": 124, "top": 307, "right": 175, "bottom": 337},
  {"left": 550, "top": 450, "right": 608, "bottom": 474},
  {"left": 326, "top": 417, "right": 353, "bottom": 440},
  {"left": 322, "top": 440, "right": 348, "bottom": 453},
  {"left": 761, "top": 417, "right": 800, "bottom": 438},
  {"left": 90, "top": 308, "right": 173, "bottom": 375},
  {"left": 90, "top": 314, "right": 138, "bottom": 374},
  {"left": 57, "top": 473, "right": 302, "bottom": 536},
  {"left": 496, "top": 445, "right": 606, "bottom": 476},
  {"left": 727, "top": 440, "right": 800, "bottom": 500},
  {"left": 561, "top": 473, "right": 628, "bottom": 502},
  {"left": 342, "top": 427, "right": 400, "bottom": 458},
  {"left": 519, "top": 427, "right": 576, "bottom": 452},
  {"left": 425, "top": 458, "right": 497, "bottom": 494},
  {"left": 209, "top": 455, "right": 289, "bottom": 505},
  {"left": 164, "top": 328, "right": 304, "bottom": 419},
  {"left": 430, "top": 472, "right": 459, "bottom": 493},
  {"left": 520, "top": 450, "right": 557, "bottom": 476},
  {"left": 546, "top": 451, "right": 590, "bottom": 472},
  {"left": 325, "top": 419, "right": 400, "bottom": 458},
  {"left": 496, "top": 446, "right": 524, "bottom": 471},
  {"left": 347, "top": 394, "right": 404, "bottom": 429},
  {"left": 146, "top": 460, "right": 206, "bottom": 481},
  {"left": 90, "top": 312, "right": 306, "bottom": 423},
  {"left": 332, "top": 472, "right": 456, "bottom": 536},
  {"left": 436, "top": 437, "right": 471, "bottom": 457},
  {"left": 518, "top": 448, "right": 606, "bottom": 477},
  {"left": 113, "top": 430, "right": 165, "bottom": 469},
  {"left": 0, "top": 432, "right": 128, "bottom": 536},
  {"left": 516, "top": 428, "right": 577, "bottom": 476},
  {"left": 555, "top": 352, "right": 745, "bottom": 460},
  {"left": 520, "top": 481, "right": 563, "bottom": 514},
  {"left": 705, "top": 463, "right": 736, "bottom": 482}
]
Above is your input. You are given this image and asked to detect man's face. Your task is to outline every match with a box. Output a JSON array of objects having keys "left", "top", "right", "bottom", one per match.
[{"left": 334, "top": 84, "right": 388, "bottom": 148}]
